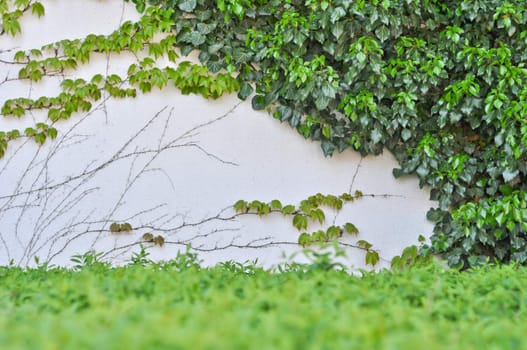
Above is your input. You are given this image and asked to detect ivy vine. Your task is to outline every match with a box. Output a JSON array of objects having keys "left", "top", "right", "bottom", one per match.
[
  {"left": 0, "top": 0, "right": 44, "bottom": 36},
  {"left": 3, "top": 0, "right": 527, "bottom": 268},
  {"left": 0, "top": 5, "right": 239, "bottom": 157},
  {"left": 234, "top": 191, "right": 381, "bottom": 266}
]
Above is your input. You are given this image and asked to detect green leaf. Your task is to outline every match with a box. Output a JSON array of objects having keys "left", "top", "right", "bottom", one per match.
[
  {"left": 326, "top": 226, "right": 342, "bottom": 239},
  {"left": 365, "top": 251, "right": 380, "bottom": 266},
  {"left": 375, "top": 25, "right": 390, "bottom": 42},
  {"left": 207, "top": 59, "right": 224, "bottom": 73},
  {"left": 356, "top": 51, "right": 367, "bottom": 64},
  {"left": 234, "top": 200, "right": 248, "bottom": 213},
  {"left": 371, "top": 129, "right": 383, "bottom": 144},
  {"left": 401, "top": 129, "right": 411, "bottom": 141},
  {"left": 495, "top": 212, "right": 506, "bottom": 226},
  {"left": 270, "top": 200, "right": 282, "bottom": 210},
  {"left": 321, "top": 141, "right": 335, "bottom": 156},
  {"left": 331, "top": 22, "right": 344, "bottom": 39},
  {"left": 310, "top": 208, "right": 325, "bottom": 224},
  {"left": 391, "top": 255, "right": 402, "bottom": 268},
  {"left": 167, "top": 50, "right": 179, "bottom": 62},
  {"left": 24, "top": 127, "right": 35, "bottom": 137},
  {"left": 142, "top": 233, "right": 154, "bottom": 242},
  {"left": 281, "top": 205, "right": 296, "bottom": 215},
  {"left": 135, "top": 1, "right": 145, "bottom": 13},
  {"left": 180, "top": 46, "right": 194, "bottom": 56},
  {"left": 14, "top": 50, "right": 26, "bottom": 62},
  {"left": 208, "top": 43, "right": 224, "bottom": 54},
  {"left": 315, "top": 95, "right": 330, "bottom": 110},
  {"left": 6, "top": 130, "right": 20, "bottom": 139},
  {"left": 47, "top": 128, "right": 58, "bottom": 139},
  {"left": 249, "top": 200, "right": 263, "bottom": 212},
  {"left": 322, "top": 126, "right": 331, "bottom": 139},
  {"left": 31, "top": 2, "right": 45, "bottom": 17},
  {"left": 232, "top": 48, "right": 252, "bottom": 63},
  {"left": 251, "top": 95, "right": 266, "bottom": 110},
  {"left": 3, "top": 18, "right": 21, "bottom": 36},
  {"left": 298, "top": 232, "right": 311, "bottom": 246},
  {"left": 330, "top": 7, "right": 346, "bottom": 23},
  {"left": 357, "top": 240, "right": 372, "bottom": 250},
  {"left": 499, "top": 185, "right": 513, "bottom": 196},
  {"left": 344, "top": 223, "right": 359, "bottom": 235},
  {"left": 48, "top": 109, "right": 61, "bottom": 122},
  {"left": 292, "top": 214, "right": 308, "bottom": 231},
  {"left": 109, "top": 223, "right": 120, "bottom": 233},
  {"left": 503, "top": 168, "right": 519, "bottom": 182},
  {"left": 426, "top": 208, "right": 444, "bottom": 222},
  {"left": 275, "top": 105, "right": 291, "bottom": 122},
  {"left": 178, "top": 0, "right": 197, "bottom": 12},
  {"left": 198, "top": 51, "right": 211, "bottom": 63},
  {"left": 34, "top": 133, "right": 46, "bottom": 145},
  {"left": 312, "top": 230, "right": 327, "bottom": 242},
  {"left": 257, "top": 203, "right": 271, "bottom": 216},
  {"left": 238, "top": 82, "right": 253, "bottom": 100},
  {"left": 186, "top": 31, "right": 206, "bottom": 46},
  {"left": 153, "top": 235, "right": 165, "bottom": 246},
  {"left": 506, "top": 220, "right": 515, "bottom": 232}
]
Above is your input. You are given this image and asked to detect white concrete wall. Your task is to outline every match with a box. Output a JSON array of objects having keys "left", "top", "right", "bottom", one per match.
[{"left": 0, "top": 0, "right": 435, "bottom": 269}]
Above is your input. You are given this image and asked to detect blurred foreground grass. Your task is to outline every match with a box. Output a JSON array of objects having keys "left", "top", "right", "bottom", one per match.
[{"left": 0, "top": 254, "right": 525, "bottom": 350}]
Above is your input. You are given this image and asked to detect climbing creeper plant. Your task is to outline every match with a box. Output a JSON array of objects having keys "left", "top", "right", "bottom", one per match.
[
  {"left": 3, "top": 0, "right": 527, "bottom": 268},
  {"left": 234, "top": 191, "right": 380, "bottom": 266},
  {"left": 0, "top": 0, "right": 44, "bottom": 36},
  {"left": 0, "top": 5, "right": 239, "bottom": 157}
]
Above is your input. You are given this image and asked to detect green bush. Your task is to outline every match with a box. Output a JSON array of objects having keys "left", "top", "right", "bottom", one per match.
[
  {"left": 121, "top": 0, "right": 527, "bottom": 268},
  {"left": 1, "top": 258, "right": 526, "bottom": 349}
]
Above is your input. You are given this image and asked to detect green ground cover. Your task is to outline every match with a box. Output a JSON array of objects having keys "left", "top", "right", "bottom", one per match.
[{"left": 1, "top": 255, "right": 526, "bottom": 349}]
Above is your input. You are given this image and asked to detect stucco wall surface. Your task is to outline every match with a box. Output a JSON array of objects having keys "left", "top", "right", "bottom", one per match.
[{"left": 0, "top": 1, "right": 436, "bottom": 269}]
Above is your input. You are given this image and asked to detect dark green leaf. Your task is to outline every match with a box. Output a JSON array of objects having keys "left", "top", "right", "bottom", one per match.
[
  {"left": 178, "top": 0, "right": 197, "bottom": 12},
  {"left": 251, "top": 95, "right": 266, "bottom": 110},
  {"left": 238, "top": 82, "right": 254, "bottom": 100}
]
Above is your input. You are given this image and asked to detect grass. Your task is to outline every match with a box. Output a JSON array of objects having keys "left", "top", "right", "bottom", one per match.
[{"left": 0, "top": 251, "right": 526, "bottom": 349}]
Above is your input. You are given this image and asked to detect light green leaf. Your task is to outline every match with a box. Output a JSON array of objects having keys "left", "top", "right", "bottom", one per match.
[
  {"left": 31, "top": 1, "right": 45, "bottom": 17},
  {"left": 344, "top": 223, "right": 359, "bottom": 235},
  {"left": 292, "top": 214, "right": 308, "bottom": 231}
]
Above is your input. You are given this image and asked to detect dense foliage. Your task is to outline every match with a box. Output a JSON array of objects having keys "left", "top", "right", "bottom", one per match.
[
  {"left": 1, "top": 255, "right": 526, "bottom": 349},
  {"left": 118, "top": 0, "right": 527, "bottom": 268},
  {"left": 3, "top": 0, "right": 527, "bottom": 267}
]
